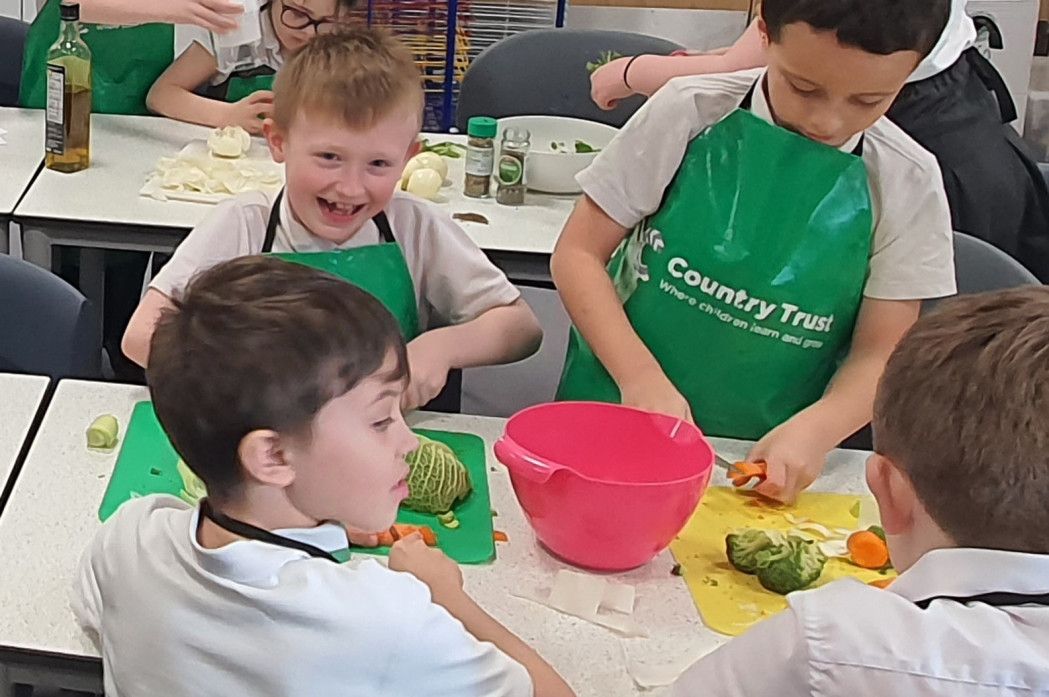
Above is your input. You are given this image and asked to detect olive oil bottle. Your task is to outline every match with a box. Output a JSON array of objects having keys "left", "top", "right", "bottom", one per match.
[{"left": 45, "top": 2, "right": 92, "bottom": 173}]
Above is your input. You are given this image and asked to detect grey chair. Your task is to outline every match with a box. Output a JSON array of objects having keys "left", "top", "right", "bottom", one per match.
[
  {"left": 0, "top": 17, "right": 29, "bottom": 107},
  {"left": 0, "top": 254, "right": 101, "bottom": 379},
  {"left": 455, "top": 29, "right": 683, "bottom": 130},
  {"left": 844, "top": 230, "right": 1041, "bottom": 451}
]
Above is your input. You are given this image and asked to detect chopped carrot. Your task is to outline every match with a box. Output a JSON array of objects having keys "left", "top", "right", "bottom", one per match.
[
  {"left": 375, "top": 530, "right": 396, "bottom": 547},
  {"left": 392, "top": 523, "right": 438, "bottom": 547},
  {"left": 493, "top": 531, "right": 509, "bottom": 543},
  {"left": 729, "top": 461, "right": 768, "bottom": 488},
  {"left": 868, "top": 578, "right": 894, "bottom": 590},
  {"left": 847, "top": 530, "right": 890, "bottom": 569}
]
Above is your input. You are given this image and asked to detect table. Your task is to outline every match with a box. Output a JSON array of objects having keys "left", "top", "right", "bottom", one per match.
[
  {"left": 0, "top": 109, "right": 45, "bottom": 254},
  {"left": 0, "top": 373, "right": 50, "bottom": 498},
  {"left": 14, "top": 115, "right": 573, "bottom": 288},
  {"left": 0, "top": 379, "right": 871, "bottom": 696}
]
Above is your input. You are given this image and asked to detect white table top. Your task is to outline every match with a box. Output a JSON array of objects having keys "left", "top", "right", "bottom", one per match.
[
  {"left": 0, "top": 108, "right": 45, "bottom": 216},
  {"left": 0, "top": 372, "right": 50, "bottom": 488},
  {"left": 13, "top": 115, "right": 571, "bottom": 256},
  {"left": 0, "top": 379, "right": 870, "bottom": 695}
]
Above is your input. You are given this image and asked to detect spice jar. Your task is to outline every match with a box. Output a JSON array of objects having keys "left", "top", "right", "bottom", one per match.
[
  {"left": 496, "top": 126, "right": 529, "bottom": 206},
  {"left": 464, "top": 116, "right": 497, "bottom": 198}
]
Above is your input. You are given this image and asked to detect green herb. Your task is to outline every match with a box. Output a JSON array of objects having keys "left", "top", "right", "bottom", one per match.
[
  {"left": 574, "top": 140, "right": 599, "bottom": 154},
  {"left": 586, "top": 50, "right": 624, "bottom": 74},
  {"left": 420, "top": 140, "right": 466, "bottom": 159}
]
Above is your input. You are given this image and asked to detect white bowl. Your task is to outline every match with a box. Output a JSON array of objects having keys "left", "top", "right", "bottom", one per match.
[{"left": 496, "top": 116, "right": 618, "bottom": 195}]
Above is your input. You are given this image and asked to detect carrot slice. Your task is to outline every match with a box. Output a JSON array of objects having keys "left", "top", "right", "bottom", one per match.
[
  {"left": 868, "top": 578, "right": 894, "bottom": 589},
  {"left": 729, "top": 461, "right": 768, "bottom": 488},
  {"left": 848, "top": 530, "right": 890, "bottom": 569},
  {"left": 493, "top": 530, "right": 509, "bottom": 543},
  {"left": 392, "top": 523, "right": 438, "bottom": 547},
  {"left": 375, "top": 530, "right": 396, "bottom": 547}
]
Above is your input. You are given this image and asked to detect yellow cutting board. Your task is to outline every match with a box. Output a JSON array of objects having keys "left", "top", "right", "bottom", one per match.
[{"left": 670, "top": 487, "right": 896, "bottom": 636}]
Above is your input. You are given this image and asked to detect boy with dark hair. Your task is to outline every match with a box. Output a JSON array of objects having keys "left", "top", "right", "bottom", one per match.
[
  {"left": 669, "top": 287, "right": 1049, "bottom": 695},
  {"left": 554, "top": 0, "right": 956, "bottom": 503},
  {"left": 75, "top": 256, "right": 574, "bottom": 697}
]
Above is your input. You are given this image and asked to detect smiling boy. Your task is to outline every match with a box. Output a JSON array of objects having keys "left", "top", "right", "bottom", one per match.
[
  {"left": 124, "top": 29, "right": 542, "bottom": 411},
  {"left": 552, "top": 0, "right": 956, "bottom": 503}
]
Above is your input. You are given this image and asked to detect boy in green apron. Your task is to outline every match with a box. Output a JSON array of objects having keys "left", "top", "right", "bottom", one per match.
[
  {"left": 553, "top": 0, "right": 957, "bottom": 502},
  {"left": 123, "top": 29, "right": 541, "bottom": 412},
  {"left": 146, "top": 0, "right": 356, "bottom": 134},
  {"left": 21, "top": 0, "right": 242, "bottom": 115}
]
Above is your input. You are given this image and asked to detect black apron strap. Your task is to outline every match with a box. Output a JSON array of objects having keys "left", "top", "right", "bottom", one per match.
[
  {"left": 915, "top": 591, "right": 1049, "bottom": 610},
  {"left": 201, "top": 64, "right": 277, "bottom": 102},
  {"left": 199, "top": 498, "right": 341, "bottom": 563},
  {"left": 263, "top": 190, "right": 395, "bottom": 252},
  {"left": 741, "top": 78, "right": 864, "bottom": 157},
  {"left": 262, "top": 188, "right": 283, "bottom": 253},
  {"left": 965, "top": 47, "right": 1018, "bottom": 125}
]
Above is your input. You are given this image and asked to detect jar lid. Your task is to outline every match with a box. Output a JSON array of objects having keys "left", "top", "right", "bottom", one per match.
[
  {"left": 467, "top": 116, "right": 498, "bottom": 138},
  {"left": 60, "top": 2, "right": 80, "bottom": 20}
]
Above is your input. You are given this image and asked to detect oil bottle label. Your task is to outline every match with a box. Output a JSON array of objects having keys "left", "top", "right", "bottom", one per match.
[{"left": 45, "top": 64, "right": 66, "bottom": 155}]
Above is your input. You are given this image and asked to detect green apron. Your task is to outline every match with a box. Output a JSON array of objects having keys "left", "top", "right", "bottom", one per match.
[
  {"left": 20, "top": 0, "right": 173, "bottom": 115},
  {"left": 557, "top": 97, "right": 874, "bottom": 440},
  {"left": 262, "top": 190, "right": 421, "bottom": 340},
  {"left": 204, "top": 65, "right": 276, "bottom": 103}
]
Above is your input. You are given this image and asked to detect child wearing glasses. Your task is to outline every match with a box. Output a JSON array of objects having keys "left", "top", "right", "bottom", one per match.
[{"left": 146, "top": 0, "right": 356, "bottom": 133}]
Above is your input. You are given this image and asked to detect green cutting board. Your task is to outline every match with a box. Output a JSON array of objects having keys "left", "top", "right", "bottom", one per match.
[{"left": 99, "top": 401, "right": 496, "bottom": 564}]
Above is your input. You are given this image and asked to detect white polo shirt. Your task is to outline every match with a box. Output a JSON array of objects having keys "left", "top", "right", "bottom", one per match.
[
  {"left": 73, "top": 496, "right": 533, "bottom": 697},
  {"left": 174, "top": 12, "right": 284, "bottom": 85},
  {"left": 150, "top": 190, "right": 521, "bottom": 329},
  {"left": 670, "top": 547, "right": 1049, "bottom": 696},
  {"left": 909, "top": 0, "right": 976, "bottom": 84},
  {"left": 577, "top": 69, "right": 957, "bottom": 302}
]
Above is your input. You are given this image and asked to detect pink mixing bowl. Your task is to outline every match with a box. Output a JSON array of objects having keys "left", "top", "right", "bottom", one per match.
[{"left": 494, "top": 402, "right": 715, "bottom": 571}]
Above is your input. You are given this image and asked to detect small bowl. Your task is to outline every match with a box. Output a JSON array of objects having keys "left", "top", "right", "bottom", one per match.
[{"left": 497, "top": 116, "right": 618, "bottom": 195}]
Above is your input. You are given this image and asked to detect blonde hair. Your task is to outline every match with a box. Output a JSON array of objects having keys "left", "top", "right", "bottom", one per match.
[
  {"left": 873, "top": 287, "right": 1049, "bottom": 554},
  {"left": 273, "top": 27, "right": 423, "bottom": 130}
]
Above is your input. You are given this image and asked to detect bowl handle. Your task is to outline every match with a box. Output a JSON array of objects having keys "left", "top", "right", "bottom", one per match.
[{"left": 494, "top": 437, "right": 563, "bottom": 484}]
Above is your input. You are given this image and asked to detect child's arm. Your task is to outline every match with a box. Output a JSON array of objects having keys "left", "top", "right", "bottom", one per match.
[
  {"left": 390, "top": 536, "right": 575, "bottom": 697},
  {"left": 551, "top": 196, "right": 693, "bottom": 421},
  {"left": 77, "top": 0, "right": 242, "bottom": 31},
  {"left": 146, "top": 42, "right": 273, "bottom": 134},
  {"left": 122, "top": 289, "right": 177, "bottom": 368},
  {"left": 590, "top": 20, "right": 765, "bottom": 109},
  {"left": 749, "top": 298, "right": 920, "bottom": 503},
  {"left": 402, "top": 299, "right": 542, "bottom": 411}
]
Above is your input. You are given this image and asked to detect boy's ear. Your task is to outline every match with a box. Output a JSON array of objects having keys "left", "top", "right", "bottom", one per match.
[
  {"left": 756, "top": 17, "right": 770, "bottom": 47},
  {"left": 238, "top": 430, "right": 295, "bottom": 488},
  {"left": 865, "top": 453, "right": 916, "bottom": 537},
  {"left": 263, "top": 119, "right": 287, "bottom": 164}
]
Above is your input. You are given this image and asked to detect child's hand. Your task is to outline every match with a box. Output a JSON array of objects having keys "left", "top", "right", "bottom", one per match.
[
  {"left": 747, "top": 415, "right": 833, "bottom": 504},
  {"left": 618, "top": 369, "right": 693, "bottom": 422},
  {"left": 402, "top": 333, "right": 453, "bottom": 412},
  {"left": 590, "top": 57, "right": 636, "bottom": 110},
  {"left": 389, "top": 534, "right": 464, "bottom": 604},
  {"left": 224, "top": 91, "right": 274, "bottom": 136},
  {"left": 164, "top": 0, "right": 244, "bottom": 33}
]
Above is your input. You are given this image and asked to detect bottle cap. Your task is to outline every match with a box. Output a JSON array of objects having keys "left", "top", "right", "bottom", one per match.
[
  {"left": 60, "top": 2, "right": 80, "bottom": 21},
  {"left": 467, "top": 116, "right": 497, "bottom": 139}
]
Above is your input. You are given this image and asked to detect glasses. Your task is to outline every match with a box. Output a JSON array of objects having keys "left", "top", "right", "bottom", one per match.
[{"left": 279, "top": 4, "right": 347, "bottom": 34}]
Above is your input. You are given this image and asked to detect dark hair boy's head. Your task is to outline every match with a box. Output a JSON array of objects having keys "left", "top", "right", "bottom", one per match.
[
  {"left": 761, "top": 0, "right": 950, "bottom": 58},
  {"left": 873, "top": 287, "right": 1049, "bottom": 555},
  {"left": 147, "top": 256, "right": 408, "bottom": 502}
]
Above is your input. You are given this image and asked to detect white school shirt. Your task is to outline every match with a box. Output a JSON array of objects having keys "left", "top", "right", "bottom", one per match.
[
  {"left": 175, "top": 11, "right": 283, "bottom": 85},
  {"left": 909, "top": 0, "right": 977, "bottom": 84},
  {"left": 150, "top": 190, "right": 521, "bottom": 329},
  {"left": 669, "top": 547, "right": 1049, "bottom": 696},
  {"left": 73, "top": 495, "right": 533, "bottom": 697},
  {"left": 577, "top": 69, "right": 957, "bottom": 301}
]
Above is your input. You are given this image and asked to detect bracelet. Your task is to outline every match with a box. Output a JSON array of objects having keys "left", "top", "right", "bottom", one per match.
[{"left": 623, "top": 54, "right": 646, "bottom": 92}]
